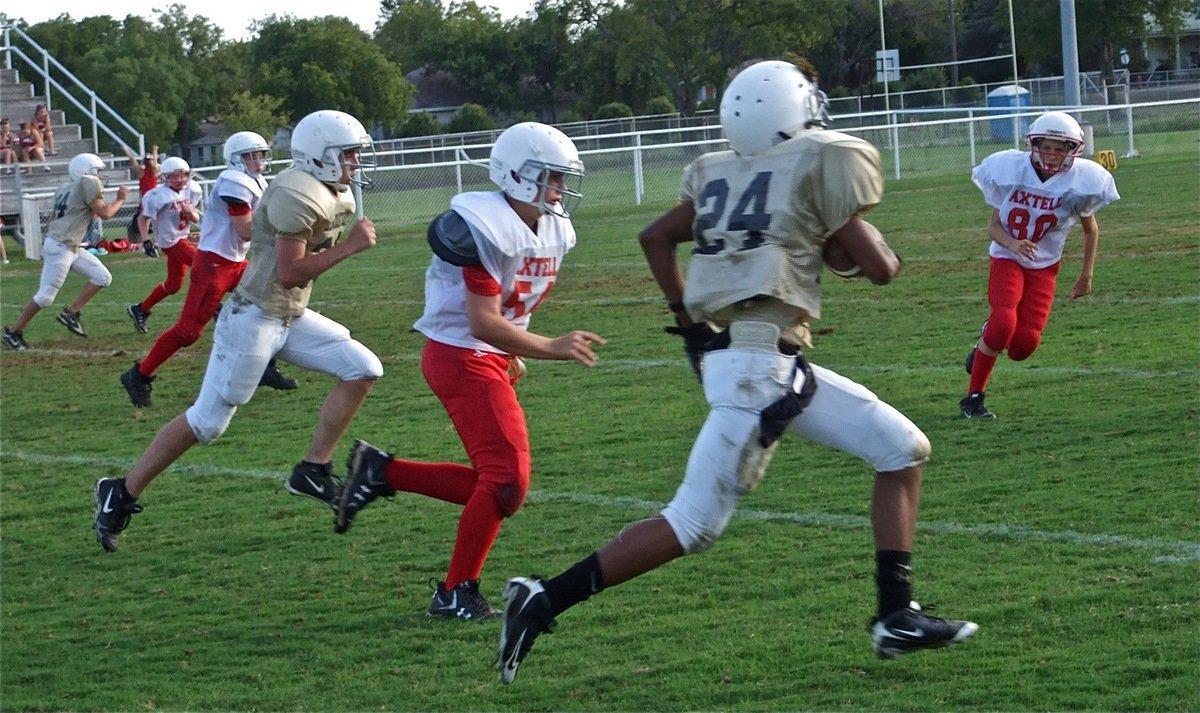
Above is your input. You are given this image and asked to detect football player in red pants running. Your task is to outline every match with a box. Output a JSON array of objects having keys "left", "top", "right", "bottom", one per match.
[
  {"left": 121, "top": 132, "right": 297, "bottom": 408},
  {"left": 961, "top": 111, "right": 1119, "bottom": 419},
  {"left": 331, "top": 122, "right": 604, "bottom": 622}
]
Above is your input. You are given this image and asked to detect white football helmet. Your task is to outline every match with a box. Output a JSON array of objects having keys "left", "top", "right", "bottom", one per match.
[
  {"left": 290, "top": 110, "right": 374, "bottom": 186},
  {"left": 160, "top": 156, "right": 191, "bottom": 190},
  {"left": 720, "top": 60, "right": 829, "bottom": 157},
  {"left": 489, "top": 122, "right": 584, "bottom": 218},
  {"left": 68, "top": 153, "right": 105, "bottom": 181},
  {"left": 223, "top": 131, "right": 272, "bottom": 176},
  {"left": 1026, "top": 111, "right": 1085, "bottom": 175}
]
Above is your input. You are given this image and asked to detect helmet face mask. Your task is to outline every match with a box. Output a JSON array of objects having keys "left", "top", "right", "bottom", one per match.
[
  {"left": 1026, "top": 111, "right": 1085, "bottom": 175},
  {"left": 720, "top": 60, "right": 829, "bottom": 157},
  {"left": 68, "top": 153, "right": 106, "bottom": 181},
  {"left": 223, "top": 131, "right": 272, "bottom": 177},
  {"left": 489, "top": 122, "right": 584, "bottom": 218},
  {"left": 290, "top": 110, "right": 375, "bottom": 186}
]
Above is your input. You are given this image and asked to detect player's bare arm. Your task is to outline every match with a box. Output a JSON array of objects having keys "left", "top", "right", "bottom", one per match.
[
  {"left": 1071, "top": 214, "right": 1099, "bottom": 299},
  {"left": 89, "top": 185, "right": 128, "bottom": 220},
  {"left": 834, "top": 215, "right": 900, "bottom": 285},
  {"left": 274, "top": 218, "right": 376, "bottom": 289},
  {"left": 465, "top": 290, "right": 605, "bottom": 366},
  {"left": 988, "top": 209, "right": 1035, "bottom": 259},
  {"left": 638, "top": 201, "right": 695, "bottom": 322}
]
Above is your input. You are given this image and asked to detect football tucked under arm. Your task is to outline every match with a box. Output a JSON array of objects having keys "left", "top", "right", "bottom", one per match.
[
  {"left": 823, "top": 218, "right": 900, "bottom": 284},
  {"left": 822, "top": 234, "right": 862, "bottom": 278}
]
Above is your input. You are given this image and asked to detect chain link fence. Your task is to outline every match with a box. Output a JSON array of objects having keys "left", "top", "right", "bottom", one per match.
[{"left": 12, "top": 98, "right": 1197, "bottom": 255}]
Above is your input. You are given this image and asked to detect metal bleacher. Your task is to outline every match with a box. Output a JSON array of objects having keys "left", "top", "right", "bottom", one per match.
[{"left": 1, "top": 23, "right": 143, "bottom": 248}]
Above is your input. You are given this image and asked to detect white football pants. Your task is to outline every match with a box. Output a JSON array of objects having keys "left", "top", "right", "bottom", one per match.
[
  {"left": 186, "top": 295, "right": 383, "bottom": 444},
  {"left": 661, "top": 322, "right": 930, "bottom": 554}
]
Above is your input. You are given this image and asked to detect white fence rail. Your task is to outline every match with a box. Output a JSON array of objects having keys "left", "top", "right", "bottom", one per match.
[{"left": 12, "top": 99, "right": 1197, "bottom": 250}]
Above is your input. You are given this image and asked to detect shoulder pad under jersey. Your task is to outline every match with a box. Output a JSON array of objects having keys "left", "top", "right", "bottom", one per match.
[{"left": 427, "top": 209, "right": 482, "bottom": 267}]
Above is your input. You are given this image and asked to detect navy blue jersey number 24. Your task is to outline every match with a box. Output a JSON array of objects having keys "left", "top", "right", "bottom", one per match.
[
  {"left": 693, "top": 171, "right": 772, "bottom": 255},
  {"left": 53, "top": 192, "right": 70, "bottom": 219}
]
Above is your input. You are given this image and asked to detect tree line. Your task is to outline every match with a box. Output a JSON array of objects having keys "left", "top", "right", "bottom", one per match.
[{"left": 3, "top": 0, "right": 1191, "bottom": 153}]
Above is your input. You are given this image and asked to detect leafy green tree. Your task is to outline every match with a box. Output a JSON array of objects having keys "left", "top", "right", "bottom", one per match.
[
  {"left": 594, "top": 101, "right": 633, "bottom": 119},
  {"left": 571, "top": 0, "right": 842, "bottom": 114},
  {"left": 219, "top": 91, "right": 290, "bottom": 142},
  {"left": 375, "top": 0, "right": 446, "bottom": 74},
  {"left": 250, "top": 16, "right": 412, "bottom": 128},
  {"left": 1004, "top": 0, "right": 1195, "bottom": 79},
  {"left": 446, "top": 103, "right": 496, "bottom": 133},
  {"left": 643, "top": 95, "right": 676, "bottom": 115},
  {"left": 399, "top": 111, "right": 444, "bottom": 138}
]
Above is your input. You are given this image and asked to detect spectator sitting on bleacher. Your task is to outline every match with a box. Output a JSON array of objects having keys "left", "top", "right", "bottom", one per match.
[
  {"left": 0, "top": 118, "right": 16, "bottom": 174},
  {"left": 16, "top": 122, "right": 50, "bottom": 173},
  {"left": 32, "top": 104, "right": 56, "bottom": 156}
]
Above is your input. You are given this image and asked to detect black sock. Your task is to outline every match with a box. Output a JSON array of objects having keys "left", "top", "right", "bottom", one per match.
[
  {"left": 543, "top": 552, "right": 604, "bottom": 618},
  {"left": 875, "top": 550, "right": 913, "bottom": 618}
]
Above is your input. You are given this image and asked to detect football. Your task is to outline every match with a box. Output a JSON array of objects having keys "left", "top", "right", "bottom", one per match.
[{"left": 822, "top": 234, "right": 861, "bottom": 277}]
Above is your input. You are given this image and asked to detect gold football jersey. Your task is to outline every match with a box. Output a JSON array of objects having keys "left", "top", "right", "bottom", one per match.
[
  {"left": 44, "top": 175, "right": 104, "bottom": 248},
  {"left": 236, "top": 167, "right": 356, "bottom": 318},
  {"left": 681, "top": 130, "right": 883, "bottom": 344}
]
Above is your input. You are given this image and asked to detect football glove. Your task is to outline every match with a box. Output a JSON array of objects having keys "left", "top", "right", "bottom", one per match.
[{"left": 664, "top": 321, "right": 721, "bottom": 382}]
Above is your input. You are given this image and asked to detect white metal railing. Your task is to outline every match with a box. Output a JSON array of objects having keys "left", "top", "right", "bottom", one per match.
[
  {"left": 0, "top": 23, "right": 144, "bottom": 156},
  {"left": 12, "top": 98, "right": 1196, "bottom": 252}
]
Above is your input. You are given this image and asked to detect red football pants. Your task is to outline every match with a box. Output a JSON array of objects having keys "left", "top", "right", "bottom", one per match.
[
  {"left": 139, "top": 251, "right": 246, "bottom": 376},
  {"left": 139, "top": 240, "right": 197, "bottom": 311},
  {"left": 982, "top": 256, "right": 1061, "bottom": 361},
  {"left": 386, "top": 339, "right": 531, "bottom": 589}
]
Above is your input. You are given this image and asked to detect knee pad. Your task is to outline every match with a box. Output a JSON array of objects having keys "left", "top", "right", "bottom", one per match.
[
  {"left": 1007, "top": 330, "right": 1041, "bottom": 361},
  {"left": 662, "top": 507, "right": 725, "bottom": 554},
  {"left": 496, "top": 480, "right": 529, "bottom": 517},
  {"left": 184, "top": 402, "right": 236, "bottom": 445},
  {"left": 982, "top": 314, "right": 1015, "bottom": 352},
  {"left": 32, "top": 288, "right": 58, "bottom": 308},
  {"left": 174, "top": 323, "right": 203, "bottom": 346}
]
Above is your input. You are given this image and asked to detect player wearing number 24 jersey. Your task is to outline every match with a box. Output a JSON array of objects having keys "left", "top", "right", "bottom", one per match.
[
  {"left": 491, "top": 60, "right": 977, "bottom": 685},
  {"left": 332, "top": 122, "right": 605, "bottom": 622},
  {"left": 961, "top": 111, "right": 1119, "bottom": 419}
]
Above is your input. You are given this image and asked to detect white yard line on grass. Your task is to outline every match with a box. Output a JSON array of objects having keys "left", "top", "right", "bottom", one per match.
[
  {"left": 5, "top": 450, "right": 1196, "bottom": 563},
  {"left": 11, "top": 347, "right": 1200, "bottom": 379}
]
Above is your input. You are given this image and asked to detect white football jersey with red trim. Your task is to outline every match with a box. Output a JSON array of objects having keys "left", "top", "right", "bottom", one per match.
[
  {"left": 972, "top": 150, "right": 1119, "bottom": 269},
  {"left": 196, "top": 169, "right": 267, "bottom": 262},
  {"left": 142, "top": 181, "right": 204, "bottom": 249},
  {"left": 414, "top": 191, "right": 576, "bottom": 353}
]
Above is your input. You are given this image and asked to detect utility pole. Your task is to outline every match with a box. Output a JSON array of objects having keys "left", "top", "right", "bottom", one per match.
[{"left": 948, "top": 0, "right": 959, "bottom": 85}]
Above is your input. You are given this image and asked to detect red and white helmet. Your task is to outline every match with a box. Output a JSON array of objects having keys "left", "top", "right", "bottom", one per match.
[
  {"left": 1026, "top": 111, "right": 1085, "bottom": 175},
  {"left": 160, "top": 156, "right": 192, "bottom": 190}
]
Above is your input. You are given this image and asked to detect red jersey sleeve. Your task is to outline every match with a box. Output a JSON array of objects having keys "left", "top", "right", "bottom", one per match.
[{"left": 463, "top": 265, "right": 501, "bottom": 296}]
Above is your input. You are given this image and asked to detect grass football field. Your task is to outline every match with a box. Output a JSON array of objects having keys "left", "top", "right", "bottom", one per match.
[{"left": 0, "top": 150, "right": 1196, "bottom": 711}]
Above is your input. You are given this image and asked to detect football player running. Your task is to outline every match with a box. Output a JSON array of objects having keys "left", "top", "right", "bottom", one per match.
[
  {"left": 125, "top": 156, "right": 203, "bottom": 336},
  {"left": 330, "top": 122, "right": 605, "bottom": 622},
  {"left": 3, "top": 154, "right": 128, "bottom": 350},
  {"left": 493, "top": 59, "right": 978, "bottom": 683},
  {"left": 94, "top": 110, "right": 383, "bottom": 552},
  {"left": 960, "top": 111, "right": 1119, "bottom": 419},
  {"left": 120, "top": 132, "right": 297, "bottom": 408}
]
